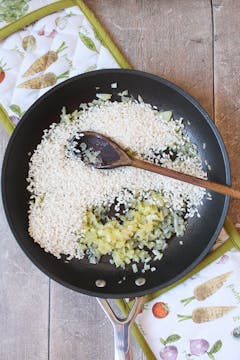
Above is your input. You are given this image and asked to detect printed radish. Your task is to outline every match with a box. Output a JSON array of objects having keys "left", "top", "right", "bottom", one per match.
[
  {"left": 152, "top": 302, "right": 169, "bottom": 318},
  {"left": 160, "top": 345, "right": 178, "bottom": 360},
  {"left": 37, "top": 26, "right": 45, "bottom": 36},
  {"left": 46, "top": 29, "right": 58, "bottom": 39},
  {"left": 190, "top": 339, "right": 209, "bottom": 355}
]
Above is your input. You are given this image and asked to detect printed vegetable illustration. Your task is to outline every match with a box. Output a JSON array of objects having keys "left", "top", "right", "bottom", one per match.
[
  {"left": 55, "top": 10, "right": 76, "bottom": 30},
  {"left": 62, "top": 54, "right": 73, "bottom": 68},
  {"left": 159, "top": 334, "right": 180, "bottom": 360},
  {"left": 160, "top": 334, "right": 181, "bottom": 346},
  {"left": 0, "top": 68, "right": 5, "bottom": 83},
  {"left": 9, "top": 104, "right": 24, "bottom": 117},
  {"left": 152, "top": 301, "right": 169, "bottom": 318},
  {"left": 232, "top": 326, "right": 240, "bottom": 338},
  {"left": 189, "top": 339, "right": 222, "bottom": 359},
  {"left": 160, "top": 345, "right": 178, "bottom": 360},
  {"left": 177, "top": 306, "right": 236, "bottom": 323},
  {"left": 37, "top": 26, "right": 45, "bottom": 36},
  {"left": 207, "top": 340, "right": 222, "bottom": 360},
  {"left": 189, "top": 339, "right": 209, "bottom": 355},
  {"left": 79, "top": 33, "right": 99, "bottom": 53},
  {"left": 55, "top": 16, "right": 68, "bottom": 30},
  {"left": 181, "top": 271, "right": 233, "bottom": 306},
  {"left": 22, "top": 42, "right": 67, "bottom": 77},
  {"left": 0, "top": 59, "right": 7, "bottom": 83},
  {"left": 0, "top": 0, "right": 30, "bottom": 23},
  {"left": 216, "top": 254, "right": 229, "bottom": 264},
  {"left": 46, "top": 29, "right": 58, "bottom": 39},
  {"left": 18, "top": 71, "right": 69, "bottom": 89},
  {"left": 22, "top": 35, "right": 36, "bottom": 52}
]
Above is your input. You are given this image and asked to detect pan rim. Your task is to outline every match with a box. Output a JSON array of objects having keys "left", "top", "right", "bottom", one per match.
[{"left": 1, "top": 68, "right": 230, "bottom": 298}]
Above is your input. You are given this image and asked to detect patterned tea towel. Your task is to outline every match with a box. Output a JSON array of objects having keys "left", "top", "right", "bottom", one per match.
[
  {"left": 0, "top": 2, "right": 119, "bottom": 126},
  {"left": 136, "top": 248, "right": 240, "bottom": 359}
]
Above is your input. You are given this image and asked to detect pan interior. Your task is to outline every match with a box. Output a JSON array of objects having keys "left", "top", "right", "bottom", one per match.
[{"left": 2, "top": 69, "right": 230, "bottom": 298}]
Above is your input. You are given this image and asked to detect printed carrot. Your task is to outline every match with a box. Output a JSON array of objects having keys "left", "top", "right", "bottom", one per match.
[
  {"left": 181, "top": 271, "right": 233, "bottom": 306},
  {"left": 177, "top": 306, "right": 236, "bottom": 323},
  {"left": 23, "top": 41, "right": 67, "bottom": 77},
  {"left": 18, "top": 71, "right": 69, "bottom": 89}
]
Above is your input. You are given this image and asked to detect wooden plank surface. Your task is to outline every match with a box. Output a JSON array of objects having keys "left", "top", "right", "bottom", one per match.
[
  {"left": 1, "top": 1, "right": 240, "bottom": 359},
  {"left": 49, "top": 284, "right": 115, "bottom": 360},
  {"left": 213, "top": 0, "right": 240, "bottom": 225},
  {"left": 86, "top": 0, "right": 213, "bottom": 115},
  {"left": 0, "top": 126, "right": 49, "bottom": 360}
]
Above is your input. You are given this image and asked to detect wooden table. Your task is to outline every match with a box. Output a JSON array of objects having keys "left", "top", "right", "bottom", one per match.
[{"left": 0, "top": 1, "right": 239, "bottom": 359}]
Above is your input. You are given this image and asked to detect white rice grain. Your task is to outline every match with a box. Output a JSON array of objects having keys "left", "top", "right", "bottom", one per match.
[{"left": 27, "top": 100, "right": 207, "bottom": 259}]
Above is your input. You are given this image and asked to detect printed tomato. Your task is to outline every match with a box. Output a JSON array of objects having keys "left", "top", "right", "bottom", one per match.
[
  {"left": 0, "top": 59, "right": 7, "bottom": 84},
  {"left": 0, "top": 70, "right": 5, "bottom": 83},
  {"left": 152, "top": 301, "right": 169, "bottom": 318}
]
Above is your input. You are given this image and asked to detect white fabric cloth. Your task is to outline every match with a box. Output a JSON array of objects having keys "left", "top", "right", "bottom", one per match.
[
  {"left": 0, "top": 5, "right": 119, "bottom": 125},
  {"left": 137, "top": 249, "right": 240, "bottom": 359},
  {"left": 0, "top": 1, "right": 61, "bottom": 28}
]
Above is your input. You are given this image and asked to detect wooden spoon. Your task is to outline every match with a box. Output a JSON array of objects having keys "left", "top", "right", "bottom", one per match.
[{"left": 70, "top": 131, "right": 240, "bottom": 200}]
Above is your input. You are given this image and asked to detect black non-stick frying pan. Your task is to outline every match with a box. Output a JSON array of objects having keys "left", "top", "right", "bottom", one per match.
[
  {"left": 2, "top": 69, "right": 230, "bottom": 298},
  {"left": 1, "top": 69, "right": 230, "bottom": 359}
]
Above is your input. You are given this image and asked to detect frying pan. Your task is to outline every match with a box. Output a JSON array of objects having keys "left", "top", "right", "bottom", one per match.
[{"left": 1, "top": 69, "right": 230, "bottom": 359}]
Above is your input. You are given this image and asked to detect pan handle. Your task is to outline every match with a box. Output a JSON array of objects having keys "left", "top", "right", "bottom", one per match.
[{"left": 97, "top": 297, "right": 145, "bottom": 360}]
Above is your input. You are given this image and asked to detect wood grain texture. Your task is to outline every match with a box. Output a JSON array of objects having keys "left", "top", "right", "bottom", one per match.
[
  {"left": 49, "top": 282, "right": 143, "bottom": 360},
  {"left": 85, "top": 0, "right": 213, "bottom": 115},
  {"left": 49, "top": 283, "right": 113, "bottom": 360},
  {"left": 212, "top": 0, "right": 240, "bottom": 224},
  {"left": 0, "top": 127, "right": 49, "bottom": 360}
]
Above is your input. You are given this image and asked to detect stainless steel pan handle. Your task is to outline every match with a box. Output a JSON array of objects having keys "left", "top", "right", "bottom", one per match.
[{"left": 97, "top": 297, "right": 145, "bottom": 360}]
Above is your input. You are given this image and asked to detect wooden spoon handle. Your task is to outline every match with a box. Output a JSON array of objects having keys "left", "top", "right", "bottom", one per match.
[{"left": 131, "top": 157, "right": 240, "bottom": 199}]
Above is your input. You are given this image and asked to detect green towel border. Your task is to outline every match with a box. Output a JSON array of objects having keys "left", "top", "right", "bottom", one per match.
[
  {"left": 0, "top": 0, "right": 131, "bottom": 134},
  {"left": 1, "top": 2, "right": 240, "bottom": 359}
]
